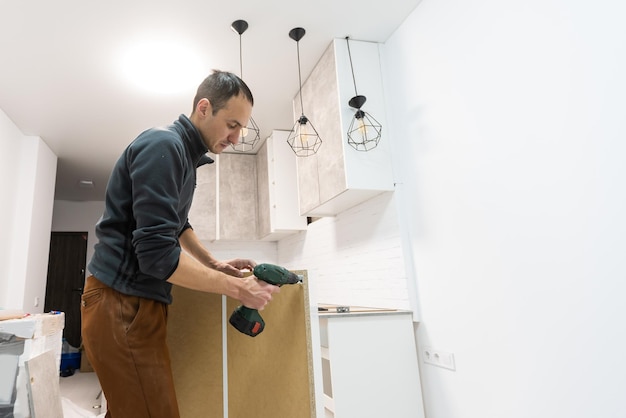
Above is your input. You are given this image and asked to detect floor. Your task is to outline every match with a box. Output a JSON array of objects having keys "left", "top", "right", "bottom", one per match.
[{"left": 58, "top": 370, "right": 105, "bottom": 417}]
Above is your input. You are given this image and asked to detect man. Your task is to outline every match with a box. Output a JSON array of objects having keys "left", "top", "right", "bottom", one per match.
[{"left": 81, "top": 70, "right": 280, "bottom": 417}]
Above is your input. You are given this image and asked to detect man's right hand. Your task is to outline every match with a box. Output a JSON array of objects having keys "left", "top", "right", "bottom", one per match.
[{"left": 236, "top": 275, "right": 280, "bottom": 310}]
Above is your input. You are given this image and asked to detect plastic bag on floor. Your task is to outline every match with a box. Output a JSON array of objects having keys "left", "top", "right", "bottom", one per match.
[{"left": 62, "top": 397, "right": 105, "bottom": 418}]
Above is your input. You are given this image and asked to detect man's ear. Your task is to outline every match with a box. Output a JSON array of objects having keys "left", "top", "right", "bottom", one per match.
[{"left": 197, "top": 98, "right": 212, "bottom": 117}]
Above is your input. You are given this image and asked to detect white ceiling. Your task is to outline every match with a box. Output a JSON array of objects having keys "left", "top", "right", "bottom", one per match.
[{"left": 0, "top": 0, "right": 419, "bottom": 201}]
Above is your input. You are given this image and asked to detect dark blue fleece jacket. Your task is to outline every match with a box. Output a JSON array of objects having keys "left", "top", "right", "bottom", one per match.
[{"left": 88, "top": 114, "right": 211, "bottom": 304}]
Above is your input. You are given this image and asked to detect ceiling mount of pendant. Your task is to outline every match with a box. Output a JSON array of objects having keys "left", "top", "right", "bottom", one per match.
[{"left": 229, "top": 19, "right": 260, "bottom": 153}]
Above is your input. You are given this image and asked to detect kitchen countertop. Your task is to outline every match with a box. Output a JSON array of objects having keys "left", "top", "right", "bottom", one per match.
[{"left": 317, "top": 304, "right": 412, "bottom": 318}]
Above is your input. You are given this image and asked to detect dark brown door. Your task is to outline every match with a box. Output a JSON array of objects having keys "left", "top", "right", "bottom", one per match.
[{"left": 44, "top": 232, "right": 88, "bottom": 348}]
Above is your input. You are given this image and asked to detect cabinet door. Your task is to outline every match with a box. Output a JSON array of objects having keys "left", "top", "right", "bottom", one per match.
[
  {"left": 217, "top": 153, "right": 258, "bottom": 240},
  {"left": 257, "top": 131, "right": 307, "bottom": 240},
  {"left": 294, "top": 42, "right": 346, "bottom": 216},
  {"left": 188, "top": 154, "right": 258, "bottom": 241},
  {"left": 257, "top": 139, "right": 272, "bottom": 238},
  {"left": 188, "top": 163, "right": 217, "bottom": 241},
  {"left": 323, "top": 314, "right": 424, "bottom": 418}
]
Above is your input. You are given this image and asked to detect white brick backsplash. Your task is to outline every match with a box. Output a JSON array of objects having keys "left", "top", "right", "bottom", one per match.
[{"left": 278, "top": 192, "right": 411, "bottom": 310}]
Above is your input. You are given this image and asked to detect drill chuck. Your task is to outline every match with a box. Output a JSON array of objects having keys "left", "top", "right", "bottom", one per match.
[{"left": 252, "top": 263, "right": 301, "bottom": 286}]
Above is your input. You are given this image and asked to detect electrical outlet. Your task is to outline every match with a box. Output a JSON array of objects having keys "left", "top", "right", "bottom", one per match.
[{"left": 423, "top": 346, "right": 456, "bottom": 371}]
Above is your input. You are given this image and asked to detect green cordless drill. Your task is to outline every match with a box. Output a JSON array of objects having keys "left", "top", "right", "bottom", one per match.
[{"left": 229, "top": 263, "right": 302, "bottom": 337}]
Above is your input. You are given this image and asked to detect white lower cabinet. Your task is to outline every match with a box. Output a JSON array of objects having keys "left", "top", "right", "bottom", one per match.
[
  {"left": 168, "top": 271, "right": 315, "bottom": 418},
  {"left": 318, "top": 310, "right": 425, "bottom": 418}
]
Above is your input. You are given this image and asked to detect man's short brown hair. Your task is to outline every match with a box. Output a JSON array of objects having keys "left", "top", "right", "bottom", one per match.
[{"left": 192, "top": 70, "right": 254, "bottom": 115}]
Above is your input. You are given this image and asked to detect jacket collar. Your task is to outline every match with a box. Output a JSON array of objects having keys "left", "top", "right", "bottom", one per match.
[{"left": 174, "top": 114, "right": 213, "bottom": 167}]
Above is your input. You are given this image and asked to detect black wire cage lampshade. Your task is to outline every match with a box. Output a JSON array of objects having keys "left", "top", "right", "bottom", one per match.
[
  {"left": 230, "top": 19, "right": 261, "bottom": 152},
  {"left": 286, "top": 27, "right": 322, "bottom": 157},
  {"left": 345, "top": 37, "right": 382, "bottom": 152}
]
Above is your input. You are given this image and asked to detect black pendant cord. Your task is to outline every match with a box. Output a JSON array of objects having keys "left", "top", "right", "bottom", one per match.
[
  {"left": 297, "top": 40, "right": 305, "bottom": 117},
  {"left": 346, "top": 36, "right": 366, "bottom": 110},
  {"left": 239, "top": 34, "right": 243, "bottom": 79},
  {"left": 287, "top": 27, "right": 322, "bottom": 156},
  {"left": 231, "top": 19, "right": 249, "bottom": 80},
  {"left": 346, "top": 36, "right": 358, "bottom": 97},
  {"left": 230, "top": 19, "right": 260, "bottom": 152}
]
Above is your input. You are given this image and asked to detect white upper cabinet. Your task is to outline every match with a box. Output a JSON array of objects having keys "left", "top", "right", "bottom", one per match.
[
  {"left": 293, "top": 39, "right": 394, "bottom": 217},
  {"left": 189, "top": 153, "right": 258, "bottom": 241},
  {"left": 189, "top": 132, "right": 306, "bottom": 242}
]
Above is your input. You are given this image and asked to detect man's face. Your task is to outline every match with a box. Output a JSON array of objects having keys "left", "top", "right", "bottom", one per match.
[{"left": 197, "top": 94, "right": 252, "bottom": 154}]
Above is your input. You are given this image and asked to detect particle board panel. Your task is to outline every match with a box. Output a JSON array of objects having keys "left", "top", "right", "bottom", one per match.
[
  {"left": 226, "top": 270, "right": 314, "bottom": 418},
  {"left": 167, "top": 286, "right": 223, "bottom": 418},
  {"left": 25, "top": 350, "right": 63, "bottom": 418}
]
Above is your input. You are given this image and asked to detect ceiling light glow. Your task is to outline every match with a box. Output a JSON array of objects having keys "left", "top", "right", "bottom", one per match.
[{"left": 118, "top": 39, "right": 208, "bottom": 94}]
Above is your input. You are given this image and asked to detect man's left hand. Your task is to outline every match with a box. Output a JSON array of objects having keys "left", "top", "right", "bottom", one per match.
[{"left": 216, "top": 258, "right": 257, "bottom": 277}]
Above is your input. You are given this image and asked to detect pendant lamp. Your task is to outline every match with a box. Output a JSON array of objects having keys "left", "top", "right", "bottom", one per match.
[
  {"left": 345, "top": 37, "right": 382, "bottom": 152},
  {"left": 286, "top": 27, "right": 322, "bottom": 157},
  {"left": 230, "top": 19, "right": 261, "bottom": 152}
]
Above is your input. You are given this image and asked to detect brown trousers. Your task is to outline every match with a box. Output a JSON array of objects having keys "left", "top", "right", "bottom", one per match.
[{"left": 81, "top": 276, "right": 180, "bottom": 418}]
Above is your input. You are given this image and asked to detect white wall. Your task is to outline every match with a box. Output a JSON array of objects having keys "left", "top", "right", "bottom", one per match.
[
  {"left": 0, "top": 110, "right": 23, "bottom": 307},
  {"left": 382, "top": 0, "right": 626, "bottom": 417},
  {"left": 0, "top": 109, "right": 57, "bottom": 312},
  {"left": 51, "top": 200, "right": 105, "bottom": 280}
]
